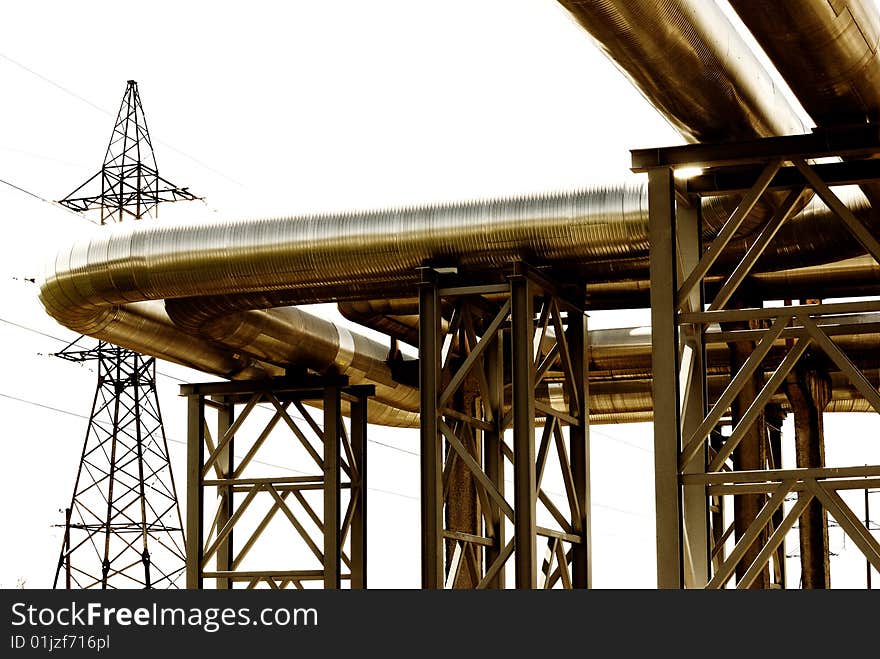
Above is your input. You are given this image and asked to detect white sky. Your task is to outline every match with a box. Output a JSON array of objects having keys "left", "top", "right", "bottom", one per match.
[{"left": 0, "top": 0, "right": 877, "bottom": 589}]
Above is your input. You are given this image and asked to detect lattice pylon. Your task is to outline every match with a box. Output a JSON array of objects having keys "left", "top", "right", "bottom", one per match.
[
  {"left": 54, "top": 344, "right": 186, "bottom": 589},
  {"left": 52, "top": 80, "right": 198, "bottom": 588},
  {"left": 58, "top": 80, "right": 199, "bottom": 223}
]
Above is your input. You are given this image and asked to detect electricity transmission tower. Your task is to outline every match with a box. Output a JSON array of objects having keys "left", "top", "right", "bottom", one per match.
[
  {"left": 59, "top": 80, "right": 198, "bottom": 224},
  {"left": 53, "top": 80, "right": 199, "bottom": 589}
]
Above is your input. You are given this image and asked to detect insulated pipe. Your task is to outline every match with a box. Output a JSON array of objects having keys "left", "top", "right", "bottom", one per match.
[
  {"left": 38, "top": 187, "right": 876, "bottom": 322},
  {"left": 728, "top": 0, "right": 880, "bottom": 126},
  {"left": 729, "top": 0, "right": 880, "bottom": 210},
  {"left": 38, "top": 186, "right": 880, "bottom": 429},
  {"left": 165, "top": 300, "right": 421, "bottom": 426},
  {"left": 555, "top": 0, "right": 806, "bottom": 142}
]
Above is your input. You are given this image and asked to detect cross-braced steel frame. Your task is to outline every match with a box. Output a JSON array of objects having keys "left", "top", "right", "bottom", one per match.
[
  {"left": 53, "top": 344, "right": 186, "bottom": 589},
  {"left": 181, "top": 376, "right": 371, "bottom": 589},
  {"left": 634, "top": 124, "right": 880, "bottom": 588},
  {"left": 418, "top": 262, "right": 591, "bottom": 589}
]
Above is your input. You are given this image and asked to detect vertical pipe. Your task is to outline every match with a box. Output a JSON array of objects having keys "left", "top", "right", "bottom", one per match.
[
  {"left": 765, "top": 405, "right": 786, "bottom": 588},
  {"left": 648, "top": 167, "right": 683, "bottom": 589},
  {"left": 418, "top": 272, "right": 443, "bottom": 588},
  {"left": 185, "top": 394, "right": 204, "bottom": 590},
  {"left": 215, "top": 397, "right": 235, "bottom": 589},
  {"left": 510, "top": 268, "right": 536, "bottom": 589},
  {"left": 728, "top": 336, "right": 770, "bottom": 588},
  {"left": 323, "top": 386, "right": 341, "bottom": 589},
  {"left": 784, "top": 363, "right": 831, "bottom": 588},
  {"left": 350, "top": 393, "right": 368, "bottom": 589},
  {"left": 569, "top": 308, "right": 591, "bottom": 588},
  {"left": 483, "top": 328, "right": 505, "bottom": 588}
]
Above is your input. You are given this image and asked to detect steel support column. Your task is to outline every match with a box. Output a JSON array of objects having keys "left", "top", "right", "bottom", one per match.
[
  {"left": 648, "top": 166, "right": 684, "bottom": 589},
  {"left": 418, "top": 271, "right": 444, "bottom": 589},
  {"left": 214, "top": 399, "right": 234, "bottom": 589},
  {"left": 567, "top": 307, "right": 591, "bottom": 588},
  {"left": 323, "top": 386, "right": 341, "bottom": 589},
  {"left": 416, "top": 263, "right": 590, "bottom": 588},
  {"left": 765, "top": 405, "right": 786, "bottom": 588},
  {"left": 483, "top": 328, "right": 505, "bottom": 589},
  {"left": 677, "top": 201, "right": 709, "bottom": 588},
  {"left": 186, "top": 395, "right": 204, "bottom": 590},
  {"left": 350, "top": 395, "right": 367, "bottom": 589},
  {"left": 728, "top": 336, "right": 770, "bottom": 589},
  {"left": 510, "top": 269, "right": 537, "bottom": 589}
]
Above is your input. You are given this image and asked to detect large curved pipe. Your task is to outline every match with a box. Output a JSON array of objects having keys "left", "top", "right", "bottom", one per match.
[
  {"left": 38, "top": 185, "right": 880, "bottom": 429},
  {"left": 165, "top": 300, "right": 421, "bottom": 426}
]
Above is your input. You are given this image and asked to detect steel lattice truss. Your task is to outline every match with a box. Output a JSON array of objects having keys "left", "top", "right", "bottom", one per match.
[
  {"left": 638, "top": 126, "right": 880, "bottom": 589},
  {"left": 418, "top": 263, "right": 591, "bottom": 589},
  {"left": 182, "top": 378, "right": 370, "bottom": 590},
  {"left": 58, "top": 80, "right": 199, "bottom": 224},
  {"left": 54, "top": 343, "right": 185, "bottom": 589}
]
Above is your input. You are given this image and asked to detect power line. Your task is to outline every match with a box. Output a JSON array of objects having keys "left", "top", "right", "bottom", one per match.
[
  {"left": 0, "top": 175, "right": 96, "bottom": 222},
  {"left": 0, "top": 53, "right": 246, "bottom": 189},
  {"left": 0, "top": 312, "right": 424, "bottom": 460},
  {"left": 0, "top": 387, "right": 648, "bottom": 516},
  {"left": 0, "top": 390, "right": 418, "bottom": 502},
  {"left": 591, "top": 427, "right": 653, "bottom": 454},
  {"left": 0, "top": 145, "right": 88, "bottom": 169}
]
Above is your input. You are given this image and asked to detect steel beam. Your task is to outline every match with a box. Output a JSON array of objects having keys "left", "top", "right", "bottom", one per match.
[
  {"left": 632, "top": 123, "right": 880, "bottom": 171},
  {"left": 350, "top": 394, "right": 367, "bottom": 589},
  {"left": 323, "top": 386, "right": 341, "bottom": 589},
  {"left": 648, "top": 166, "right": 683, "bottom": 589},
  {"left": 214, "top": 398, "right": 234, "bottom": 589},
  {"left": 568, "top": 308, "right": 591, "bottom": 588},
  {"left": 418, "top": 273, "right": 444, "bottom": 589},
  {"left": 185, "top": 395, "right": 204, "bottom": 590},
  {"left": 677, "top": 201, "right": 709, "bottom": 588},
  {"left": 510, "top": 271, "right": 537, "bottom": 588}
]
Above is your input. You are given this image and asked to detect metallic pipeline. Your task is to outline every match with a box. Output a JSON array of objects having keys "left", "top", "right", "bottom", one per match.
[
  {"left": 551, "top": 0, "right": 810, "bottom": 240},
  {"left": 588, "top": 371, "right": 878, "bottom": 419},
  {"left": 38, "top": 187, "right": 880, "bottom": 422},
  {"left": 728, "top": 0, "right": 880, "bottom": 126},
  {"left": 585, "top": 255, "right": 880, "bottom": 310},
  {"left": 41, "top": 184, "right": 874, "bottom": 314},
  {"left": 164, "top": 301, "right": 421, "bottom": 426},
  {"left": 728, "top": 0, "right": 880, "bottom": 211},
  {"left": 554, "top": 0, "right": 806, "bottom": 142}
]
